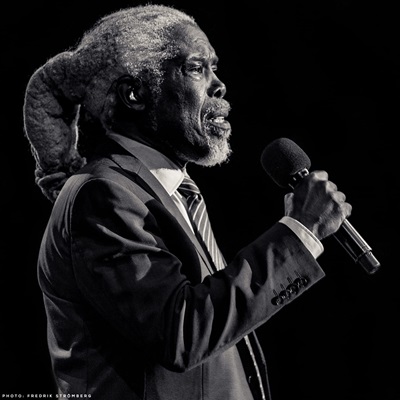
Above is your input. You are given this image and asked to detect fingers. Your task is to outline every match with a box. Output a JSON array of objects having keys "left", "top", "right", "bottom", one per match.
[
  {"left": 311, "top": 170, "right": 352, "bottom": 217},
  {"left": 310, "top": 170, "right": 329, "bottom": 181},
  {"left": 290, "top": 170, "right": 353, "bottom": 239},
  {"left": 341, "top": 197, "right": 352, "bottom": 219},
  {"left": 284, "top": 192, "right": 294, "bottom": 216},
  {"left": 332, "top": 189, "right": 346, "bottom": 204}
]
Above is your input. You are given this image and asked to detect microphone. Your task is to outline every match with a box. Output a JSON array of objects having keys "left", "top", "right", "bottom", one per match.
[{"left": 261, "top": 137, "right": 381, "bottom": 275}]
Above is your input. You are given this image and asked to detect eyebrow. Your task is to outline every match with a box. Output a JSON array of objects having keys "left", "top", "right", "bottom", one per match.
[{"left": 187, "top": 54, "right": 219, "bottom": 64}]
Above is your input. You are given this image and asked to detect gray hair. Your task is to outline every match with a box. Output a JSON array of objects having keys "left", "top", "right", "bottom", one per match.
[{"left": 23, "top": 4, "right": 196, "bottom": 200}]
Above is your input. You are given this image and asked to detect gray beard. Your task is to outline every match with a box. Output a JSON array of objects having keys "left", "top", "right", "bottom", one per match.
[
  {"left": 146, "top": 110, "right": 232, "bottom": 168},
  {"left": 190, "top": 134, "right": 232, "bottom": 167}
]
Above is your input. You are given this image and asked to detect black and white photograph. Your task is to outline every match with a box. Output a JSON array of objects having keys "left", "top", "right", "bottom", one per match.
[{"left": 2, "top": 1, "right": 398, "bottom": 399}]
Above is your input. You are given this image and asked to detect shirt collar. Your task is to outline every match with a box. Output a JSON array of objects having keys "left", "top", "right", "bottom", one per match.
[{"left": 107, "top": 132, "right": 185, "bottom": 195}]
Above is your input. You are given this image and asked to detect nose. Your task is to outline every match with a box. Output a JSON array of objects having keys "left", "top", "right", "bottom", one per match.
[{"left": 209, "top": 76, "right": 226, "bottom": 98}]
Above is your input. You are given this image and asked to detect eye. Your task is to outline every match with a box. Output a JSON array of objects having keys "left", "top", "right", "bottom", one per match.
[
  {"left": 189, "top": 64, "right": 204, "bottom": 74},
  {"left": 183, "top": 62, "right": 217, "bottom": 77}
]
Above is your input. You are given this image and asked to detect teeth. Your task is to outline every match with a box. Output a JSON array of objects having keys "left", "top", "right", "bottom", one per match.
[{"left": 212, "top": 116, "right": 225, "bottom": 123}]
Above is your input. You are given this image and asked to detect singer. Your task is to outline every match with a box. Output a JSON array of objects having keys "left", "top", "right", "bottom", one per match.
[{"left": 23, "top": 5, "right": 351, "bottom": 400}]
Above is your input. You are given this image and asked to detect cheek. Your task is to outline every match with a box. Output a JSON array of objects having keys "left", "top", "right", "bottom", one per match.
[
  {"left": 160, "top": 79, "right": 205, "bottom": 125},
  {"left": 184, "top": 89, "right": 205, "bottom": 122},
  {"left": 172, "top": 90, "right": 203, "bottom": 128},
  {"left": 185, "top": 98, "right": 203, "bottom": 123}
]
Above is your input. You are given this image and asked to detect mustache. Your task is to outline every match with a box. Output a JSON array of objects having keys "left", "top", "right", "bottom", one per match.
[{"left": 203, "top": 98, "right": 231, "bottom": 119}]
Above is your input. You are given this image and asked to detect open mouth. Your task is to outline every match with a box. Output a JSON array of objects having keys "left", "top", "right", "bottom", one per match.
[
  {"left": 204, "top": 112, "right": 231, "bottom": 134},
  {"left": 206, "top": 116, "right": 231, "bottom": 137},
  {"left": 202, "top": 99, "right": 232, "bottom": 137}
]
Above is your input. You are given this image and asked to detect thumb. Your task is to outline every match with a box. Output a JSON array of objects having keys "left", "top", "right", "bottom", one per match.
[{"left": 284, "top": 192, "right": 294, "bottom": 216}]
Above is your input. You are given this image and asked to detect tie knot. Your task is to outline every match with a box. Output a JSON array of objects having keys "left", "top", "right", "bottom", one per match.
[{"left": 178, "top": 176, "right": 201, "bottom": 197}]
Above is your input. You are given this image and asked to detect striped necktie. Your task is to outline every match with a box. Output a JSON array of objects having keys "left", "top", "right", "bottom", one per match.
[
  {"left": 178, "top": 174, "right": 268, "bottom": 400},
  {"left": 178, "top": 175, "right": 225, "bottom": 271}
]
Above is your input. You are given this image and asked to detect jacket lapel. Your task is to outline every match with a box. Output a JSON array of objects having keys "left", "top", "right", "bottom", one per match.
[{"left": 106, "top": 142, "right": 214, "bottom": 273}]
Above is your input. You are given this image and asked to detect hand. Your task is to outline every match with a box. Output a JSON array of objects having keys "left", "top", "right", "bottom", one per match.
[{"left": 284, "top": 170, "right": 352, "bottom": 240}]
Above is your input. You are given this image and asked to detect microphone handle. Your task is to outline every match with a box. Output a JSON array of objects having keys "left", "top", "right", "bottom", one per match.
[
  {"left": 288, "top": 168, "right": 381, "bottom": 275},
  {"left": 332, "top": 219, "right": 380, "bottom": 274}
]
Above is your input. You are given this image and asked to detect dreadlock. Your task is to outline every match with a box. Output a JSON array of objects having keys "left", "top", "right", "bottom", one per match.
[{"left": 23, "top": 4, "right": 196, "bottom": 201}]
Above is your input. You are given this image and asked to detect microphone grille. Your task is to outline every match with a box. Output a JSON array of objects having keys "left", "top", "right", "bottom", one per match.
[{"left": 260, "top": 137, "right": 311, "bottom": 188}]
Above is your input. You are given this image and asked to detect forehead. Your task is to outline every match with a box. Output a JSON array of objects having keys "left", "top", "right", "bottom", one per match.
[{"left": 170, "top": 23, "right": 218, "bottom": 62}]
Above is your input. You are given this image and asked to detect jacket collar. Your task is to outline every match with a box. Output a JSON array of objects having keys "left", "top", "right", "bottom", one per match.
[
  {"left": 107, "top": 133, "right": 185, "bottom": 195},
  {"left": 104, "top": 134, "right": 214, "bottom": 272}
]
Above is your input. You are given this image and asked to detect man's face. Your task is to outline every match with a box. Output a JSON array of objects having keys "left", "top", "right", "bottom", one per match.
[{"left": 150, "top": 23, "right": 232, "bottom": 167}]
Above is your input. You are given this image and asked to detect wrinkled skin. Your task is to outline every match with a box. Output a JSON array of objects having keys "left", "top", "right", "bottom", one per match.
[
  {"left": 132, "top": 23, "right": 232, "bottom": 167},
  {"left": 38, "top": 20, "right": 353, "bottom": 238},
  {"left": 145, "top": 23, "right": 352, "bottom": 239},
  {"left": 151, "top": 23, "right": 232, "bottom": 167},
  {"left": 284, "top": 170, "right": 352, "bottom": 240}
]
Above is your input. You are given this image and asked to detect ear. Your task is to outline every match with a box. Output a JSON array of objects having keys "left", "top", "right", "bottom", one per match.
[{"left": 116, "top": 76, "right": 146, "bottom": 111}]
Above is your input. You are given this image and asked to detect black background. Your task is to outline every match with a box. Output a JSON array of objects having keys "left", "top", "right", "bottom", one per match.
[{"left": 2, "top": 0, "right": 399, "bottom": 399}]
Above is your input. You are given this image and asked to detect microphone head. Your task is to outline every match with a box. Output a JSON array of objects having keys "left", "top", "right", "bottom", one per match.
[{"left": 261, "top": 137, "right": 311, "bottom": 188}]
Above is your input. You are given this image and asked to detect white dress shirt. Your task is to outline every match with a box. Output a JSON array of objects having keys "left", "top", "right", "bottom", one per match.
[{"left": 107, "top": 133, "right": 324, "bottom": 259}]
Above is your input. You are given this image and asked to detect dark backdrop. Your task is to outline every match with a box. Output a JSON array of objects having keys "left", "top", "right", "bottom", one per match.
[{"left": 2, "top": 1, "right": 398, "bottom": 399}]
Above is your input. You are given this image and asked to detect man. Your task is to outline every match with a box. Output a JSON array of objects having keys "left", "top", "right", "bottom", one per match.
[{"left": 23, "top": 4, "right": 351, "bottom": 400}]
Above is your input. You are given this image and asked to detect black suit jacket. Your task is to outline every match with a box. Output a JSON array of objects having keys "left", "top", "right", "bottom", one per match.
[{"left": 37, "top": 136, "right": 325, "bottom": 399}]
